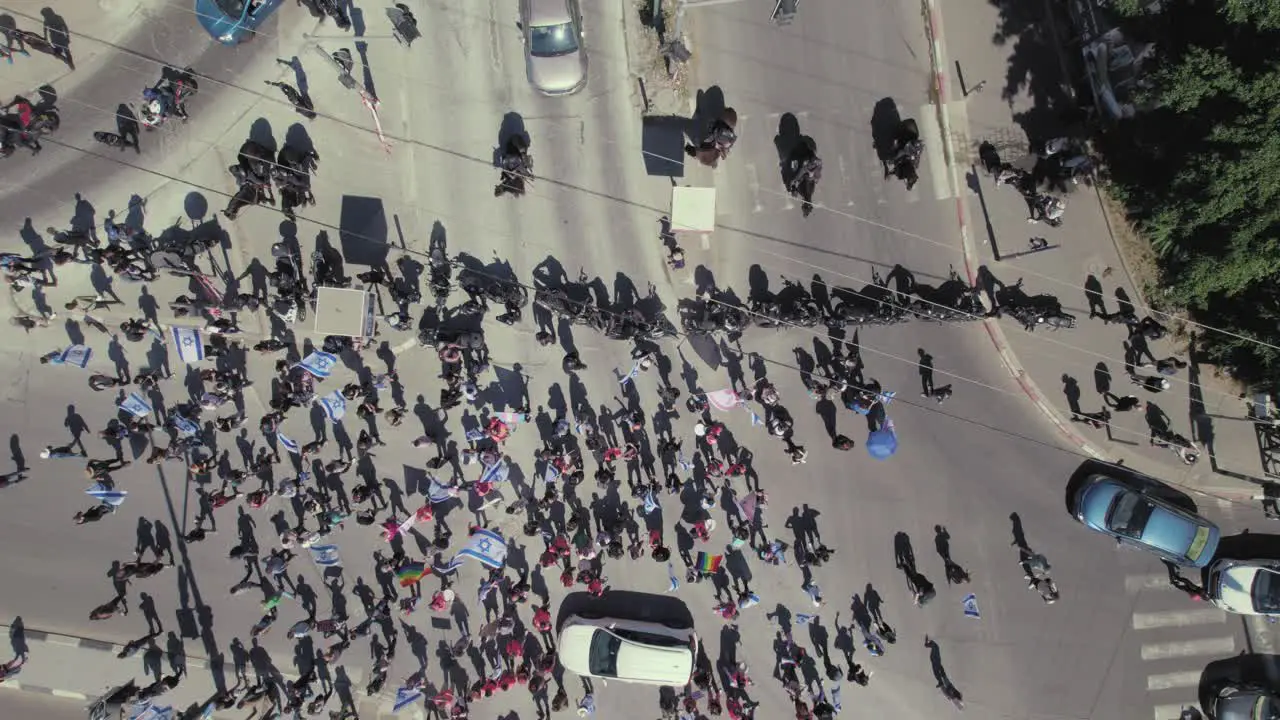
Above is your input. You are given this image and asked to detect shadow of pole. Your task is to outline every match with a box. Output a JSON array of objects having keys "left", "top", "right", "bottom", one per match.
[{"left": 155, "top": 466, "right": 226, "bottom": 691}]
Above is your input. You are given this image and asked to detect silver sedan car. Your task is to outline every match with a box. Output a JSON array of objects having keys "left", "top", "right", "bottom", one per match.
[{"left": 520, "top": 0, "right": 588, "bottom": 95}]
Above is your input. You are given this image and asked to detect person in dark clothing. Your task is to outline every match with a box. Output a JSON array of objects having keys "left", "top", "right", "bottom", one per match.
[
  {"left": 75, "top": 504, "right": 114, "bottom": 524},
  {"left": 264, "top": 80, "right": 317, "bottom": 120},
  {"left": 1103, "top": 393, "right": 1140, "bottom": 411}
]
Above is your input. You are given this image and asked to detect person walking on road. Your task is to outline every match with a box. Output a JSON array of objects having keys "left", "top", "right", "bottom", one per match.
[{"left": 917, "top": 349, "right": 934, "bottom": 397}]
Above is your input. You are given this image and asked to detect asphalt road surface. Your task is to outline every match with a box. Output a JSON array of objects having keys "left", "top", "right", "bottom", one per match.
[{"left": 0, "top": 2, "right": 1270, "bottom": 720}]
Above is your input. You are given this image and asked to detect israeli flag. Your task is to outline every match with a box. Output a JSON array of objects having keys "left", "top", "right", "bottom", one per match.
[
  {"left": 447, "top": 527, "right": 508, "bottom": 570},
  {"left": 171, "top": 415, "right": 199, "bottom": 437},
  {"left": 542, "top": 463, "right": 561, "bottom": 485},
  {"left": 129, "top": 704, "right": 174, "bottom": 720},
  {"left": 479, "top": 457, "right": 509, "bottom": 485},
  {"left": 617, "top": 360, "right": 642, "bottom": 387},
  {"left": 318, "top": 391, "right": 346, "bottom": 423},
  {"left": 393, "top": 686, "right": 422, "bottom": 712},
  {"left": 640, "top": 489, "right": 659, "bottom": 515},
  {"left": 676, "top": 452, "right": 694, "bottom": 472},
  {"left": 295, "top": 351, "right": 338, "bottom": 379},
  {"left": 962, "top": 593, "right": 981, "bottom": 619},
  {"left": 426, "top": 475, "right": 457, "bottom": 504},
  {"left": 54, "top": 344, "right": 92, "bottom": 368},
  {"left": 749, "top": 409, "right": 763, "bottom": 426},
  {"left": 277, "top": 431, "right": 301, "bottom": 455},
  {"left": 309, "top": 544, "right": 341, "bottom": 567},
  {"left": 666, "top": 562, "right": 680, "bottom": 593},
  {"left": 795, "top": 613, "right": 816, "bottom": 626},
  {"left": 118, "top": 393, "right": 153, "bottom": 418},
  {"left": 171, "top": 327, "right": 204, "bottom": 363},
  {"left": 831, "top": 685, "right": 842, "bottom": 714},
  {"left": 87, "top": 483, "right": 127, "bottom": 506}
]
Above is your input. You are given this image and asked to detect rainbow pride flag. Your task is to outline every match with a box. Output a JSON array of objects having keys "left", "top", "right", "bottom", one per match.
[
  {"left": 397, "top": 562, "right": 427, "bottom": 587},
  {"left": 695, "top": 552, "right": 722, "bottom": 574}
]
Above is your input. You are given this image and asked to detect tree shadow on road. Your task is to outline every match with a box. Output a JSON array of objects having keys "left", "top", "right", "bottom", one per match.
[{"left": 986, "top": 0, "right": 1080, "bottom": 146}]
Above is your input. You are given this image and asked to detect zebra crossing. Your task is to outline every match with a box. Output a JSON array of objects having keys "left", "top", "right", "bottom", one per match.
[
  {"left": 1125, "top": 568, "right": 1236, "bottom": 720},
  {"left": 720, "top": 105, "right": 956, "bottom": 218},
  {"left": 1126, "top": 496, "right": 1248, "bottom": 720}
]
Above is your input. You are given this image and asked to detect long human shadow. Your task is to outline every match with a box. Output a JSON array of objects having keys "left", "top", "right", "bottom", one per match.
[{"left": 154, "top": 466, "right": 228, "bottom": 692}]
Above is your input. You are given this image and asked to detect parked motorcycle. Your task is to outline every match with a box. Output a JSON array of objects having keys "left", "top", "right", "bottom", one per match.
[{"left": 886, "top": 118, "right": 923, "bottom": 190}]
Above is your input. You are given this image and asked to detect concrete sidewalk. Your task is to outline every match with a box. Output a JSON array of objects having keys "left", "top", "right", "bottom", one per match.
[{"left": 925, "top": 0, "right": 1277, "bottom": 508}]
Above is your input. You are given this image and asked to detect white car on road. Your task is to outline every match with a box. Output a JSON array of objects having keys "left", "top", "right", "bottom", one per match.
[
  {"left": 557, "top": 614, "right": 698, "bottom": 686},
  {"left": 1205, "top": 558, "right": 1280, "bottom": 615}
]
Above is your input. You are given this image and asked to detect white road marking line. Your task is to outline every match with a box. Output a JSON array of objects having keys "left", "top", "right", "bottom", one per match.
[
  {"left": 837, "top": 155, "right": 855, "bottom": 206},
  {"left": 743, "top": 163, "right": 764, "bottom": 213},
  {"left": 1154, "top": 704, "right": 1201, "bottom": 720},
  {"left": 1146, "top": 671, "right": 1204, "bottom": 691},
  {"left": 44, "top": 637, "right": 79, "bottom": 648},
  {"left": 51, "top": 688, "right": 89, "bottom": 699},
  {"left": 1125, "top": 574, "right": 1174, "bottom": 594},
  {"left": 1132, "top": 608, "right": 1226, "bottom": 630},
  {"left": 919, "top": 104, "right": 953, "bottom": 200},
  {"left": 1140, "top": 636, "right": 1235, "bottom": 660}
]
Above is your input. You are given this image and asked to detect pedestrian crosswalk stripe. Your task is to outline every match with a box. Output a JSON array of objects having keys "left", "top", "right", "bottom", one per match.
[
  {"left": 1132, "top": 608, "right": 1226, "bottom": 630},
  {"left": 1146, "top": 671, "right": 1204, "bottom": 691},
  {"left": 1140, "top": 636, "right": 1235, "bottom": 660},
  {"left": 1125, "top": 573, "right": 1174, "bottom": 594}
]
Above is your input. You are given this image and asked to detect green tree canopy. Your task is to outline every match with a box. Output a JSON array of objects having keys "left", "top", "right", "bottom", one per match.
[{"left": 1100, "top": 0, "right": 1280, "bottom": 385}]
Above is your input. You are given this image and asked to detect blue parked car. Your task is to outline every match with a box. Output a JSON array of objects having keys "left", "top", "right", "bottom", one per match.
[
  {"left": 196, "top": 0, "right": 283, "bottom": 45},
  {"left": 1069, "top": 464, "right": 1220, "bottom": 568}
]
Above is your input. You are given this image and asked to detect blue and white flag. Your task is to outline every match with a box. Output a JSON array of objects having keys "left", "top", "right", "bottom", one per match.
[
  {"left": 794, "top": 613, "right": 816, "bottom": 626},
  {"left": 749, "top": 409, "right": 764, "bottom": 427},
  {"left": 447, "top": 527, "right": 508, "bottom": 570},
  {"left": 277, "top": 431, "right": 301, "bottom": 455},
  {"left": 831, "top": 685, "right": 842, "bottom": 714},
  {"left": 962, "top": 593, "right": 981, "bottom": 619},
  {"left": 640, "top": 489, "right": 659, "bottom": 515},
  {"left": 87, "top": 483, "right": 128, "bottom": 506},
  {"left": 54, "top": 344, "right": 92, "bottom": 368},
  {"left": 318, "top": 391, "right": 346, "bottom": 423},
  {"left": 542, "top": 463, "right": 561, "bottom": 485},
  {"left": 309, "top": 544, "right": 341, "bottom": 567},
  {"left": 479, "top": 457, "right": 509, "bottom": 485},
  {"left": 171, "top": 327, "right": 204, "bottom": 363},
  {"left": 426, "top": 475, "right": 457, "bottom": 504},
  {"left": 295, "top": 351, "right": 338, "bottom": 379},
  {"left": 392, "top": 686, "right": 422, "bottom": 712},
  {"left": 171, "top": 415, "right": 199, "bottom": 437},
  {"left": 118, "top": 393, "right": 152, "bottom": 418},
  {"left": 617, "top": 360, "right": 642, "bottom": 387},
  {"left": 676, "top": 452, "right": 694, "bottom": 472},
  {"left": 129, "top": 703, "right": 174, "bottom": 720},
  {"left": 666, "top": 562, "right": 680, "bottom": 593}
]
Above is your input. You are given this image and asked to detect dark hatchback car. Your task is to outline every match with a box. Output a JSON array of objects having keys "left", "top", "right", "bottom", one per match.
[
  {"left": 1067, "top": 462, "right": 1220, "bottom": 568},
  {"left": 1209, "top": 684, "right": 1280, "bottom": 720},
  {"left": 196, "top": 0, "right": 283, "bottom": 45}
]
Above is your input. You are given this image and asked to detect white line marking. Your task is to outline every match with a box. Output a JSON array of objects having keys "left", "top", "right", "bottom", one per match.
[
  {"left": 1154, "top": 704, "right": 1201, "bottom": 720},
  {"left": 743, "top": 163, "right": 764, "bottom": 213},
  {"left": 919, "top": 104, "right": 952, "bottom": 200},
  {"left": 393, "top": 338, "right": 418, "bottom": 355},
  {"left": 1146, "top": 671, "right": 1204, "bottom": 691},
  {"left": 837, "top": 155, "right": 855, "bottom": 206},
  {"left": 45, "top": 637, "right": 80, "bottom": 648},
  {"left": 1140, "top": 636, "right": 1235, "bottom": 660},
  {"left": 1125, "top": 574, "right": 1173, "bottom": 594},
  {"left": 1132, "top": 608, "right": 1226, "bottom": 630},
  {"left": 51, "top": 688, "right": 89, "bottom": 700}
]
